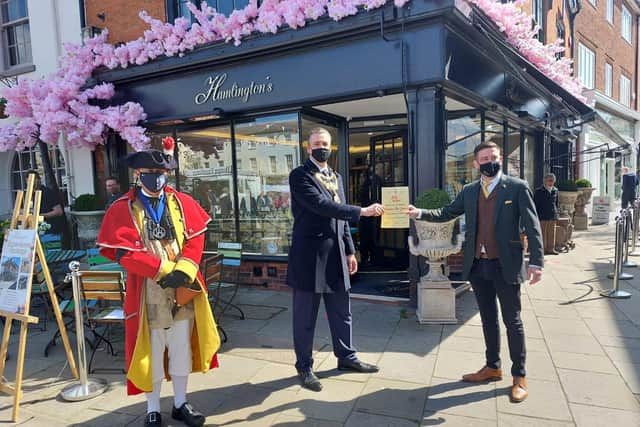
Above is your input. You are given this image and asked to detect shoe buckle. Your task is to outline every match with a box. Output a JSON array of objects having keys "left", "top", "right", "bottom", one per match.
[{"left": 148, "top": 413, "right": 158, "bottom": 423}]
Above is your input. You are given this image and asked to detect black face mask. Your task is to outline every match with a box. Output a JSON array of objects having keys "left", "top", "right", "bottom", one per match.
[
  {"left": 139, "top": 172, "right": 167, "bottom": 193},
  {"left": 479, "top": 161, "right": 501, "bottom": 178},
  {"left": 311, "top": 148, "right": 331, "bottom": 163}
]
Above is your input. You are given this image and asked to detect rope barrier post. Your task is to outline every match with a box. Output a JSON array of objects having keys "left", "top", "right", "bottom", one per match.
[
  {"left": 60, "top": 261, "right": 108, "bottom": 401},
  {"left": 603, "top": 214, "right": 632, "bottom": 299},
  {"left": 630, "top": 200, "right": 640, "bottom": 256},
  {"left": 623, "top": 207, "right": 637, "bottom": 267}
]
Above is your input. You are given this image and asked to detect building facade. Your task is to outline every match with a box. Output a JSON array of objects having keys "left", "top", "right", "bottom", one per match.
[
  {"left": 90, "top": 1, "right": 596, "bottom": 296},
  {"left": 0, "top": 0, "right": 93, "bottom": 219}
]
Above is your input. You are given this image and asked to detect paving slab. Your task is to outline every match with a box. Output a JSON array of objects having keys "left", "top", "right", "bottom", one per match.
[
  {"left": 497, "top": 413, "right": 575, "bottom": 427},
  {"left": 422, "top": 411, "right": 497, "bottom": 426},
  {"left": 550, "top": 351, "right": 618, "bottom": 374},
  {"left": 495, "top": 378, "right": 572, "bottom": 422},
  {"left": 354, "top": 378, "right": 427, "bottom": 422},
  {"left": 424, "top": 377, "right": 497, "bottom": 421},
  {"left": 557, "top": 369, "right": 640, "bottom": 412},
  {"left": 346, "top": 411, "right": 419, "bottom": 427},
  {"left": 570, "top": 403, "right": 640, "bottom": 427}
]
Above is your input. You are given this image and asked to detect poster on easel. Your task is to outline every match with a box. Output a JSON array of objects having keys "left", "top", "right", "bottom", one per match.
[{"left": 0, "top": 229, "right": 36, "bottom": 314}]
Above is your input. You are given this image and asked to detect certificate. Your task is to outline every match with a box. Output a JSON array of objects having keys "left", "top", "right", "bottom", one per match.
[{"left": 381, "top": 186, "right": 410, "bottom": 229}]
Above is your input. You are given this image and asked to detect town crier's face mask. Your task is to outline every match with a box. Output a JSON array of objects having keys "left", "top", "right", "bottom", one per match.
[{"left": 136, "top": 168, "right": 169, "bottom": 194}]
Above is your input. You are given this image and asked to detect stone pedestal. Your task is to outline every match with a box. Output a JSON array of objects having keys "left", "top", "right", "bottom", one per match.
[
  {"left": 574, "top": 213, "right": 589, "bottom": 230},
  {"left": 416, "top": 277, "right": 457, "bottom": 324}
]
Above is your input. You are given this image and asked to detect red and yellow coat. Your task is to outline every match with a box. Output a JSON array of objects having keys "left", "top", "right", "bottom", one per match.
[{"left": 97, "top": 186, "right": 220, "bottom": 395}]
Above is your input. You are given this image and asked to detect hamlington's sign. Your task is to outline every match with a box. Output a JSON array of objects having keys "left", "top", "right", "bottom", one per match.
[{"left": 194, "top": 73, "right": 273, "bottom": 105}]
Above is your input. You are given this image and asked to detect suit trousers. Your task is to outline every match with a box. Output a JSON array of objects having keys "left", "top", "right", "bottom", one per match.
[
  {"left": 470, "top": 259, "right": 526, "bottom": 377},
  {"left": 540, "top": 220, "right": 557, "bottom": 254},
  {"left": 292, "top": 288, "right": 357, "bottom": 373}
]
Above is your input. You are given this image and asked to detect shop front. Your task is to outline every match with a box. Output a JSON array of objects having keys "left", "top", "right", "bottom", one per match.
[{"left": 98, "top": 1, "right": 593, "bottom": 299}]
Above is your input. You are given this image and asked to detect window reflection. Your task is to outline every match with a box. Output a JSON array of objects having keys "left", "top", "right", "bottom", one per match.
[
  {"left": 235, "top": 113, "right": 300, "bottom": 255},
  {"left": 176, "top": 125, "right": 235, "bottom": 249},
  {"left": 445, "top": 115, "right": 481, "bottom": 198}
]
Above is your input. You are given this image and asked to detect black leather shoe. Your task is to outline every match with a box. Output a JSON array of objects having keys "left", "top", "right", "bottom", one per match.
[
  {"left": 144, "top": 412, "right": 161, "bottom": 427},
  {"left": 171, "top": 402, "right": 205, "bottom": 427},
  {"left": 338, "top": 359, "right": 379, "bottom": 373},
  {"left": 298, "top": 370, "right": 323, "bottom": 392}
]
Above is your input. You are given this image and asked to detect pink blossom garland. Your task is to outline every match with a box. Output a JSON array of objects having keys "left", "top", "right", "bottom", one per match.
[{"left": 0, "top": 0, "right": 582, "bottom": 153}]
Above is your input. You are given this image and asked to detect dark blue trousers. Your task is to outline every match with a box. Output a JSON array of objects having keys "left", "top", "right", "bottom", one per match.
[
  {"left": 470, "top": 259, "right": 526, "bottom": 377},
  {"left": 292, "top": 288, "right": 357, "bottom": 373}
]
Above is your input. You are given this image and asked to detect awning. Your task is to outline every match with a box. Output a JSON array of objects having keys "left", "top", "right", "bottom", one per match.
[{"left": 587, "top": 112, "right": 631, "bottom": 148}]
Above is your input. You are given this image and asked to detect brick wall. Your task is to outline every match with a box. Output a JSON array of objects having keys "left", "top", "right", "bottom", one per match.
[
  {"left": 84, "top": 0, "right": 167, "bottom": 44},
  {"left": 574, "top": 0, "right": 638, "bottom": 107}
]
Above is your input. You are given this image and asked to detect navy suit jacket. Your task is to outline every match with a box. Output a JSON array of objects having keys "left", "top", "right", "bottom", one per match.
[
  {"left": 419, "top": 174, "right": 544, "bottom": 284},
  {"left": 287, "top": 159, "right": 360, "bottom": 293}
]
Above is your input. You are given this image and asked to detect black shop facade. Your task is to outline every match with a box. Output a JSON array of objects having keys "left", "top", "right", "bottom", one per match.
[{"left": 97, "top": 1, "right": 594, "bottom": 300}]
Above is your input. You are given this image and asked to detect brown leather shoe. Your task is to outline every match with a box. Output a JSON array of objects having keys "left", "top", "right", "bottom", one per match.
[
  {"left": 511, "top": 376, "right": 528, "bottom": 402},
  {"left": 461, "top": 366, "right": 502, "bottom": 382}
]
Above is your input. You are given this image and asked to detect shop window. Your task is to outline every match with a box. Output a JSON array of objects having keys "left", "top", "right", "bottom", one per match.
[
  {"left": 11, "top": 145, "right": 67, "bottom": 201},
  {"left": 235, "top": 113, "right": 300, "bottom": 256},
  {"left": 506, "top": 128, "right": 523, "bottom": 179},
  {"left": 175, "top": 125, "right": 236, "bottom": 248},
  {"left": 524, "top": 133, "right": 536, "bottom": 189},
  {"left": 445, "top": 114, "right": 481, "bottom": 198},
  {"left": 1, "top": 0, "right": 31, "bottom": 72}
]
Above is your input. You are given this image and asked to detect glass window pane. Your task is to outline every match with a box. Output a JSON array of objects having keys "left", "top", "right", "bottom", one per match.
[
  {"left": 445, "top": 115, "right": 481, "bottom": 198},
  {"left": 524, "top": 133, "right": 536, "bottom": 189},
  {"left": 506, "top": 128, "right": 521, "bottom": 179},
  {"left": 174, "top": 125, "right": 236, "bottom": 250},
  {"left": 235, "top": 113, "right": 300, "bottom": 255},
  {"left": 3, "top": 0, "right": 27, "bottom": 22},
  {"left": 216, "top": 0, "right": 234, "bottom": 16}
]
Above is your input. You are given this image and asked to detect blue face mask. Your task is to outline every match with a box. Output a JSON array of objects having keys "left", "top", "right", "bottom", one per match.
[{"left": 139, "top": 172, "right": 167, "bottom": 193}]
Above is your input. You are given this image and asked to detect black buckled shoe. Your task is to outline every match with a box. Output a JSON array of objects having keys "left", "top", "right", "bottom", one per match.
[
  {"left": 171, "top": 402, "right": 205, "bottom": 427},
  {"left": 298, "top": 370, "right": 323, "bottom": 392},
  {"left": 144, "top": 412, "right": 161, "bottom": 427},
  {"left": 338, "top": 359, "right": 379, "bottom": 373}
]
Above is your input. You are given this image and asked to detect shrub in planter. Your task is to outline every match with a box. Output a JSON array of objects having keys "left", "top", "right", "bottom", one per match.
[
  {"left": 557, "top": 179, "right": 578, "bottom": 192},
  {"left": 575, "top": 179, "right": 593, "bottom": 188},
  {"left": 414, "top": 188, "right": 452, "bottom": 210},
  {"left": 72, "top": 194, "right": 103, "bottom": 211}
]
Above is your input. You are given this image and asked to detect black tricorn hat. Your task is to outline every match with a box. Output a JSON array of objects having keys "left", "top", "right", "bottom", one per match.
[{"left": 125, "top": 149, "right": 176, "bottom": 170}]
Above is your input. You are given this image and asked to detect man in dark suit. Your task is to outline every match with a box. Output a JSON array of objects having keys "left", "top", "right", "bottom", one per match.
[
  {"left": 288, "top": 127, "right": 384, "bottom": 392},
  {"left": 533, "top": 173, "right": 559, "bottom": 255},
  {"left": 621, "top": 166, "right": 638, "bottom": 209},
  {"left": 407, "top": 141, "right": 543, "bottom": 403}
]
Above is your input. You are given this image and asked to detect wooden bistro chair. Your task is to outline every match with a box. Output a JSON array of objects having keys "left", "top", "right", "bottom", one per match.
[
  {"left": 78, "top": 270, "right": 126, "bottom": 374},
  {"left": 200, "top": 254, "right": 228, "bottom": 343}
]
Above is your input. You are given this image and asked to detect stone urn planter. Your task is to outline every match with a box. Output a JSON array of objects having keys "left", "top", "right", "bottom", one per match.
[
  {"left": 70, "top": 210, "right": 105, "bottom": 249},
  {"left": 408, "top": 217, "right": 464, "bottom": 324},
  {"left": 557, "top": 191, "right": 579, "bottom": 217},
  {"left": 70, "top": 194, "right": 105, "bottom": 249},
  {"left": 574, "top": 187, "right": 596, "bottom": 230}
]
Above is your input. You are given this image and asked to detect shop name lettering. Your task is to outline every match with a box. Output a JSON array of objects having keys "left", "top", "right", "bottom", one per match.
[{"left": 194, "top": 74, "right": 273, "bottom": 105}]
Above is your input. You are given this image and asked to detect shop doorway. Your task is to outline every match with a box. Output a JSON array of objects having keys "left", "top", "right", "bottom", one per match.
[{"left": 347, "top": 128, "right": 409, "bottom": 296}]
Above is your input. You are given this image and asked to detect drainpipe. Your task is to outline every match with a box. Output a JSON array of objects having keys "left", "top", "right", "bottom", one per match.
[{"left": 568, "top": 1, "right": 582, "bottom": 179}]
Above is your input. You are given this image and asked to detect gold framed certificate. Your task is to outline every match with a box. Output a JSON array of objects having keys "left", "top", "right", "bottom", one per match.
[{"left": 381, "top": 186, "right": 409, "bottom": 229}]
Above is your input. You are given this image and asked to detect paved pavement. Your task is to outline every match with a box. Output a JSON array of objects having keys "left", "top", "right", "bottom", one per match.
[{"left": 0, "top": 222, "right": 639, "bottom": 426}]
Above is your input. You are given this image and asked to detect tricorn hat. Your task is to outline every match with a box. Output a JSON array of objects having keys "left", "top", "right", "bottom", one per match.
[{"left": 125, "top": 137, "right": 177, "bottom": 170}]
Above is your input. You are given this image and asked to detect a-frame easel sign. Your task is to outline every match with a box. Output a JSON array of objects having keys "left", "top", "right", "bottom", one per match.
[{"left": 0, "top": 173, "right": 78, "bottom": 422}]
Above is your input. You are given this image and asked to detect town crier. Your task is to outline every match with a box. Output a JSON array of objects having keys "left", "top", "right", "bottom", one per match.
[{"left": 97, "top": 137, "right": 220, "bottom": 427}]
